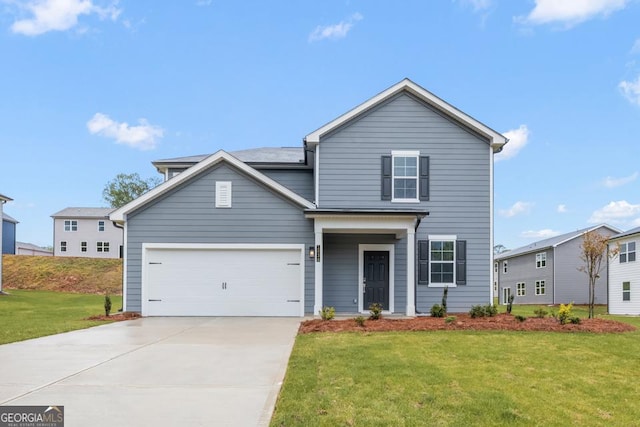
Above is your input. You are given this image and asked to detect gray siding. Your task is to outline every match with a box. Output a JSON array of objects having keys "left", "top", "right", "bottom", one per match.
[
  {"left": 260, "top": 169, "right": 314, "bottom": 202},
  {"left": 317, "top": 92, "right": 492, "bottom": 313},
  {"left": 126, "top": 163, "right": 314, "bottom": 313},
  {"left": 323, "top": 234, "right": 406, "bottom": 313},
  {"left": 555, "top": 235, "right": 612, "bottom": 304},
  {"left": 496, "top": 250, "right": 554, "bottom": 305}
]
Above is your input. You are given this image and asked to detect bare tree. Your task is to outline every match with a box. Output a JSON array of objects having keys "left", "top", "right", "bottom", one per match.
[{"left": 578, "top": 230, "right": 617, "bottom": 318}]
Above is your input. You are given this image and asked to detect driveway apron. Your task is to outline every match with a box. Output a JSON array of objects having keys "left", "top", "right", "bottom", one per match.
[{"left": 0, "top": 317, "right": 300, "bottom": 426}]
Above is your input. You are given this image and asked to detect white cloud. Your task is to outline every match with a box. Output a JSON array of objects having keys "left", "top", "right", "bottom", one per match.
[
  {"left": 87, "top": 113, "right": 164, "bottom": 150},
  {"left": 456, "top": 0, "right": 492, "bottom": 12},
  {"left": 499, "top": 201, "right": 534, "bottom": 218},
  {"left": 517, "top": 0, "right": 629, "bottom": 27},
  {"left": 631, "top": 39, "right": 640, "bottom": 55},
  {"left": 557, "top": 204, "right": 568, "bottom": 213},
  {"left": 308, "top": 13, "right": 362, "bottom": 42},
  {"left": 602, "top": 172, "right": 639, "bottom": 188},
  {"left": 619, "top": 75, "right": 640, "bottom": 106},
  {"left": 10, "top": 0, "right": 121, "bottom": 36},
  {"left": 521, "top": 229, "right": 562, "bottom": 239},
  {"left": 588, "top": 200, "right": 640, "bottom": 224},
  {"left": 495, "top": 125, "right": 529, "bottom": 162}
]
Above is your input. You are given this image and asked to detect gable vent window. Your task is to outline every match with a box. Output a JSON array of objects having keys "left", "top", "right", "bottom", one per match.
[{"left": 215, "top": 181, "right": 232, "bottom": 208}]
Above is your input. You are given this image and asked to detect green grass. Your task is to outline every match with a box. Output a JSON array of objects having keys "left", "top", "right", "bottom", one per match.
[
  {"left": 0, "top": 289, "right": 122, "bottom": 345},
  {"left": 272, "top": 313, "right": 640, "bottom": 426}
]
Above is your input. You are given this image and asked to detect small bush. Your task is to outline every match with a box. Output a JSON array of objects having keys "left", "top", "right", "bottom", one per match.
[
  {"left": 569, "top": 316, "right": 581, "bottom": 324},
  {"left": 445, "top": 316, "right": 456, "bottom": 324},
  {"left": 484, "top": 304, "right": 498, "bottom": 317},
  {"left": 469, "top": 304, "right": 498, "bottom": 318},
  {"left": 515, "top": 315, "right": 527, "bottom": 322},
  {"left": 441, "top": 286, "right": 448, "bottom": 314},
  {"left": 319, "top": 306, "right": 335, "bottom": 321},
  {"left": 430, "top": 304, "right": 446, "bottom": 318},
  {"left": 104, "top": 294, "right": 112, "bottom": 317},
  {"left": 369, "top": 303, "right": 383, "bottom": 320},
  {"left": 557, "top": 302, "right": 575, "bottom": 325},
  {"left": 506, "top": 294, "right": 515, "bottom": 314},
  {"left": 354, "top": 316, "right": 366, "bottom": 327},
  {"left": 533, "top": 308, "right": 548, "bottom": 318}
]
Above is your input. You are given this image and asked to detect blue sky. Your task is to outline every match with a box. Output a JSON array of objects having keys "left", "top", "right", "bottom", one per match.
[{"left": 1, "top": 0, "right": 639, "bottom": 250}]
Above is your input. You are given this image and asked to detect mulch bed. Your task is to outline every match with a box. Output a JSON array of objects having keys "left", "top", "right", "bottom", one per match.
[
  {"left": 299, "top": 313, "right": 636, "bottom": 334},
  {"left": 85, "top": 312, "right": 141, "bottom": 322}
]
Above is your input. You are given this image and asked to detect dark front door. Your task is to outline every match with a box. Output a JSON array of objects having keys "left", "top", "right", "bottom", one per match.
[{"left": 363, "top": 251, "right": 390, "bottom": 310}]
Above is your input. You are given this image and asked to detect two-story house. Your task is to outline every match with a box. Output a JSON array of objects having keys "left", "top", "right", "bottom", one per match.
[
  {"left": 0, "top": 193, "right": 12, "bottom": 293},
  {"left": 608, "top": 226, "right": 640, "bottom": 315},
  {"left": 495, "top": 224, "right": 620, "bottom": 305},
  {"left": 109, "top": 79, "right": 508, "bottom": 317},
  {"left": 51, "top": 207, "right": 123, "bottom": 259},
  {"left": 2, "top": 212, "right": 18, "bottom": 255}
]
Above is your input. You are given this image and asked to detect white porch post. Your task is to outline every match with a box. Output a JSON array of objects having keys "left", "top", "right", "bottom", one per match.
[
  {"left": 406, "top": 227, "right": 416, "bottom": 316},
  {"left": 313, "top": 229, "right": 323, "bottom": 315}
]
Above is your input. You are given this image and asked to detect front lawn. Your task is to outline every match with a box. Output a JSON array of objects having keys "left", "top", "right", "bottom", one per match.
[
  {"left": 0, "top": 289, "right": 122, "bottom": 345},
  {"left": 272, "top": 310, "right": 640, "bottom": 426}
]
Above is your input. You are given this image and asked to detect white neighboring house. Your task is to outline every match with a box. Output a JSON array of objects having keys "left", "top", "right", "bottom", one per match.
[
  {"left": 51, "top": 208, "right": 123, "bottom": 259},
  {"left": 16, "top": 242, "right": 53, "bottom": 256},
  {"left": 608, "top": 227, "right": 640, "bottom": 315}
]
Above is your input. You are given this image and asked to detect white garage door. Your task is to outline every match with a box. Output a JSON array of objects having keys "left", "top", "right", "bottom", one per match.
[{"left": 142, "top": 245, "right": 304, "bottom": 317}]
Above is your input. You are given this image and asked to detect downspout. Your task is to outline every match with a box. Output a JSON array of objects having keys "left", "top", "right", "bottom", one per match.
[{"left": 112, "top": 220, "right": 125, "bottom": 312}]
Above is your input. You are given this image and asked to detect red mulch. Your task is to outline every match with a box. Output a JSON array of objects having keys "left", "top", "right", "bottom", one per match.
[
  {"left": 85, "top": 312, "right": 141, "bottom": 322},
  {"left": 299, "top": 313, "right": 636, "bottom": 334}
]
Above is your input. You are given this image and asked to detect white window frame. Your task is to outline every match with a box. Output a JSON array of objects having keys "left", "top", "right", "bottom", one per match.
[
  {"left": 81, "top": 241, "right": 87, "bottom": 252},
  {"left": 98, "top": 220, "right": 105, "bottom": 232},
  {"left": 622, "top": 281, "right": 630, "bottom": 302},
  {"left": 494, "top": 262, "right": 498, "bottom": 273},
  {"left": 620, "top": 242, "right": 636, "bottom": 263},
  {"left": 535, "top": 280, "right": 546, "bottom": 295},
  {"left": 502, "top": 287, "right": 511, "bottom": 305},
  {"left": 64, "top": 220, "right": 77, "bottom": 232},
  {"left": 60, "top": 241, "right": 67, "bottom": 252},
  {"left": 503, "top": 261, "right": 508, "bottom": 274},
  {"left": 517, "top": 282, "right": 526, "bottom": 296},
  {"left": 391, "top": 150, "right": 419, "bottom": 203},
  {"left": 428, "top": 234, "right": 456, "bottom": 287},
  {"left": 536, "top": 252, "right": 546, "bottom": 268},
  {"left": 215, "top": 181, "right": 232, "bottom": 208},
  {"left": 97, "top": 241, "right": 110, "bottom": 253}
]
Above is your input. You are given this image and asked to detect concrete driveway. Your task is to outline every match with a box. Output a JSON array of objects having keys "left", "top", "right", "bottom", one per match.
[{"left": 0, "top": 317, "right": 300, "bottom": 426}]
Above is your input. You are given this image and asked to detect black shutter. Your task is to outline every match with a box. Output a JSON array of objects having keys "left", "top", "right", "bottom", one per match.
[
  {"left": 381, "top": 156, "right": 392, "bottom": 200},
  {"left": 456, "top": 240, "right": 466, "bottom": 285},
  {"left": 418, "top": 240, "right": 429, "bottom": 285},
  {"left": 419, "top": 156, "right": 429, "bottom": 201}
]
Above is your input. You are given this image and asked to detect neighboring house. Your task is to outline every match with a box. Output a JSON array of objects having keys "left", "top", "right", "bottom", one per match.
[
  {"left": 51, "top": 208, "right": 123, "bottom": 259},
  {"left": 2, "top": 212, "right": 18, "bottom": 254},
  {"left": 608, "top": 227, "right": 640, "bottom": 315},
  {"left": 110, "top": 79, "right": 508, "bottom": 317},
  {"left": 0, "top": 193, "right": 12, "bottom": 293},
  {"left": 495, "top": 224, "right": 620, "bottom": 305},
  {"left": 16, "top": 242, "right": 53, "bottom": 256}
]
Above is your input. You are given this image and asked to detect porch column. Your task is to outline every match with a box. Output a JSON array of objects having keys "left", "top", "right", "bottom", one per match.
[
  {"left": 313, "top": 230, "right": 323, "bottom": 316},
  {"left": 406, "top": 227, "right": 416, "bottom": 316}
]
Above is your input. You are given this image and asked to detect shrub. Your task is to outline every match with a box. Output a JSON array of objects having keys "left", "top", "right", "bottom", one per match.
[
  {"left": 533, "top": 308, "right": 548, "bottom": 318},
  {"left": 430, "top": 304, "right": 446, "bottom": 318},
  {"left": 506, "top": 294, "right": 515, "bottom": 314},
  {"left": 569, "top": 316, "right": 581, "bottom": 324},
  {"left": 484, "top": 304, "right": 498, "bottom": 317},
  {"left": 557, "top": 302, "right": 574, "bottom": 325},
  {"left": 515, "top": 315, "right": 527, "bottom": 322},
  {"left": 369, "top": 303, "right": 383, "bottom": 320},
  {"left": 104, "top": 294, "right": 112, "bottom": 317},
  {"left": 354, "top": 316, "right": 366, "bottom": 327},
  {"left": 319, "top": 306, "right": 335, "bottom": 321},
  {"left": 445, "top": 316, "right": 456, "bottom": 324},
  {"left": 469, "top": 304, "right": 498, "bottom": 318},
  {"left": 441, "top": 286, "right": 449, "bottom": 315}
]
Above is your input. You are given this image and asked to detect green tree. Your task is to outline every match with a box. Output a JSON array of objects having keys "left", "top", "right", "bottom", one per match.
[
  {"left": 578, "top": 230, "right": 617, "bottom": 319},
  {"left": 102, "top": 173, "right": 161, "bottom": 208},
  {"left": 493, "top": 244, "right": 508, "bottom": 255}
]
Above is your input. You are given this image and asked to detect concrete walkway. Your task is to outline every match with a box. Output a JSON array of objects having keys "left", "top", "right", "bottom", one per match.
[{"left": 0, "top": 317, "right": 300, "bottom": 426}]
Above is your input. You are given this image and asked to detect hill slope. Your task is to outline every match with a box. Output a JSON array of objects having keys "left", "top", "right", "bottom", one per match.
[{"left": 2, "top": 255, "right": 122, "bottom": 295}]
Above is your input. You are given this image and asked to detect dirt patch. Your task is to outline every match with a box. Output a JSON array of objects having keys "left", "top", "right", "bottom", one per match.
[
  {"left": 85, "top": 312, "right": 141, "bottom": 322},
  {"left": 299, "top": 313, "right": 636, "bottom": 334}
]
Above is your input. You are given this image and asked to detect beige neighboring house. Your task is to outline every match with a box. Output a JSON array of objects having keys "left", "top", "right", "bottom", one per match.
[
  {"left": 16, "top": 242, "right": 53, "bottom": 256},
  {"left": 51, "top": 207, "right": 123, "bottom": 259}
]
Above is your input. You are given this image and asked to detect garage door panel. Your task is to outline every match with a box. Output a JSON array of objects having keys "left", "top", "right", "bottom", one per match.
[{"left": 143, "top": 247, "right": 303, "bottom": 317}]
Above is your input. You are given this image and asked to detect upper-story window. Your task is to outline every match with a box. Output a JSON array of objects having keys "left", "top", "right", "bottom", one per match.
[
  {"left": 494, "top": 262, "right": 498, "bottom": 273},
  {"left": 503, "top": 261, "right": 508, "bottom": 274},
  {"left": 98, "top": 221, "right": 105, "bottom": 232},
  {"left": 620, "top": 242, "right": 636, "bottom": 263},
  {"left": 64, "top": 220, "right": 77, "bottom": 232},
  {"left": 536, "top": 252, "right": 547, "bottom": 268},
  {"left": 392, "top": 151, "right": 419, "bottom": 202}
]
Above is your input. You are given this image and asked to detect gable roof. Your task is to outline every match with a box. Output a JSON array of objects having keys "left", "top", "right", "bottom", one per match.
[
  {"left": 17, "top": 241, "right": 52, "bottom": 252},
  {"left": 496, "top": 224, "right": 622, "bottom": 260},
  {"left": 110, "top": 150, "right": 316, "bottom": 222},
  {"left": 2, "top": 212, "right": 18, "bottom": 224},
  {"left": 304, "top": 78, "right": 508, "bottom": 153},
  {"left": 0, "top": 193, "right": 12, "bottom": 203},
  {"left": 51, "top": 207, "right": 115, "bottom": 218},
  {"left": 609, "top": 226, "right": 640, "bottom": 242}
]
